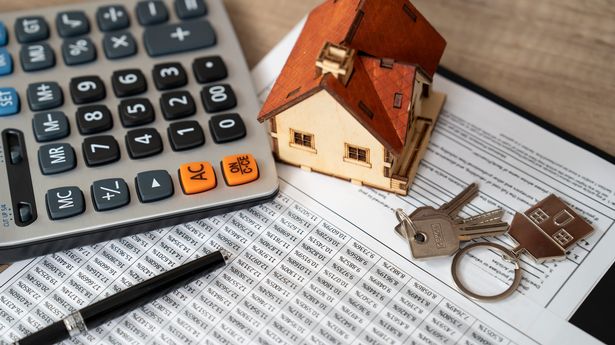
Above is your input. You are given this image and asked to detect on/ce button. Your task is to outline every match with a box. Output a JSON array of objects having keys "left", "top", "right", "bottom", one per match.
[
  {"left": 179, "top": 161, "right": 216, "bottom": 195},
  {"left": 221, "top": 154, "right": 259, "bottom": 186}
]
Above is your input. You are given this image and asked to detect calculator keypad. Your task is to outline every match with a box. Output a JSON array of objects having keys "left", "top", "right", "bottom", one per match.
[
  {"left": 62, "top": 37, "right": 97, "bottom": 66},
  {"left": 119, "top": 98, "right": 155, "bottom": 127},
  {"left": 70, "top": 76, "right": 106, "bottom": 104},
  {"left": 153, "top": 62, "right": 187, "bottom": 90},
  {"left": 27, "top": 82, "right": 63, "bottom": 111},
  {"left": 91, "top": 178, "right": 130, "bottom": 211},
  {"left": 136, "top": 1, "right": 169, "bottom": 26},
  {"left": 0, "top": 0, "right": 276, "bottom": 259},
  {"left": 209, "top": 113, "right": 246, "bottom": 143},
  {"left": 125, "top": 128, "right": 163, "bottom": 159},
  {"left": 168, "top": 120, "right": 205, "bottom": 151},
  {"left": 143, "top": 21, "right": 215, "bottom": 57},
  {"left": 96, "top": 5, "right": 130, "bottom": 32},
  {"left": 136, "top": 170, "right": 174, "bottom": 202},
  {"left": 179, "top": 161, "right": 216, "bottom": 194},
  {"left": 175, "top": 0, "right": 207, "bottom": 20},
  {"left": 112, "top": 69, "right": 148, "bottom": 97},
  {"left": 201, "top": 84, "right": 236, "bottom": 113},
  {"left": 76, "top": 105, "right": 113, "bottom": 135},
  {"left": 32, "top": 111, "right": 70, "bottom": 142},
  {"left": 20, "top": 43, "right": 55, "bottom": 71},
  {"left": 221, "top": 154, "right": 259, "bottom": 186},
  {"left": 38, "top": 143, "right": 76, "bottom": 175},
  {"left": 82, "top": 135, "right": 120, "bottom": 166},
  {"left": 46, "top": 186, "right": 85, "bottom": 220},
  {"left": 15, "top": 17, "right": 49, "bottom": 43},
  {"left": 0, "top": 48, "right": 13, "bottom": 76},
  {"left": 0, "top": 22, "right": 7, "bottom": 46},
  {"left": 0, "top": 88, "right": 19, "bottom": 116},
  {"left": 103, "top": 32, "right": 138, "bottom": 60},
  {"left": 160, "top": 90, "right": 196, "bottom": 120},
  {"left": 56, "top": 11, "right": 90, "bottom": 38},
  {"left": 193, "top": 56, "right": 227, "bottom": 83}
]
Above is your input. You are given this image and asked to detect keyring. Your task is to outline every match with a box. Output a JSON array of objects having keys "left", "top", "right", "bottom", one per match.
[
  {"left": 451, "top": 242, "right": 522, "bottom": 301},
  {"left": 395, "top": 208, "right": 420, "bottom": 238}
]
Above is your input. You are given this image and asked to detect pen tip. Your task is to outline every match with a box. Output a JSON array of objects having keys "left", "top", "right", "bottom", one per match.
[{"left": 219, "top": 248, "right": 231, "bottom": 263}]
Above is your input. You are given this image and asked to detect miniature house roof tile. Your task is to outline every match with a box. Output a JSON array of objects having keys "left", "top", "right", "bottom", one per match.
[{"left": 258, "top": 0, "right": 446, "bottom": 156}]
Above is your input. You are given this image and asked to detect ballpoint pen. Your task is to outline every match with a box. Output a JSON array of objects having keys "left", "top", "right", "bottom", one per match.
[{"left": 15, "top": 249, "right": 230, "bottom": 345}]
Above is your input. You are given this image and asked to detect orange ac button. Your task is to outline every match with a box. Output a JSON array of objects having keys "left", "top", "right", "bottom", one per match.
[
  {"left": 221, "top": 154, "right": 259, "bottom": 186},
  {"left": 179, "top": 162, "right": 217, "bottom": 194}
]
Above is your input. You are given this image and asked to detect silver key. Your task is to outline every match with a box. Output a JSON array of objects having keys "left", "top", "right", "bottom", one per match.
[
  {"left": 408, "top": 183, "right": 479, "bottom": 221},
  {"left": 395, "top": 184, "right": 509, "bottom": 259}
]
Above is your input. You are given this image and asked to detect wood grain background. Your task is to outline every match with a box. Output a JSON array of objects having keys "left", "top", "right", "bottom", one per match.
[{"left": 1, "top": 0, "right": 614, "bottom": 156}]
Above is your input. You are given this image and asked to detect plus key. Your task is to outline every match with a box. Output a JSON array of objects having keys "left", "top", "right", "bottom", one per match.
[{"left": 143, "top": 21, "right": 216, "bottom": 57}]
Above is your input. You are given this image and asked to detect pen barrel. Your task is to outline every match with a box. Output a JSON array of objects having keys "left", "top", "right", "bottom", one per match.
[
  {"left": 81, "top": 250, "right": 226, "bottom": 329},
  {"left": 15, "top": 320, "right": 67, "bottom": 345}
]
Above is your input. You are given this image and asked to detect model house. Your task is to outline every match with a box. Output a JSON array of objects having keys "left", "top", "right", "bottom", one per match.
[
  {"left": 509, "top": 195, "right": 594, "bottom": 261},
  {"left": 258, "top": 0, "right": 447, "bottom": 195}
]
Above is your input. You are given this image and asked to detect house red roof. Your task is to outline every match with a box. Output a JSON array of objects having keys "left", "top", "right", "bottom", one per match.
[{"left": 258, "top": 0, "right": 446, "bottom": 156}]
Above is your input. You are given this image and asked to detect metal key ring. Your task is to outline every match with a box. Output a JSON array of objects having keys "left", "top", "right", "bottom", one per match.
[
  {"left": 451, "top": 242, "right": 522, "bottom": 301},
  {"left": 395, "top": 209, "right": 418, "bottom": 236}
]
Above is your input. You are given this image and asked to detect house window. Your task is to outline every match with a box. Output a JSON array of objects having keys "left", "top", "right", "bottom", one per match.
[
  {"left": 289, "top": 129, "right": 316, "bottom": 153},
  {"left": 529, "top": 208, "right": 549, "bottom": 224},
  {"left": 553, "top": 229, "right": 573, "bottom": 246},
  {"left": 344, "top": 144, "right": 371, "bottom": 167}
]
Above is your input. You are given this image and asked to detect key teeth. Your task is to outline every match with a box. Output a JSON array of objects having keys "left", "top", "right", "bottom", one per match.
[{"left": 441, "top": 183, "right": 480, "bottom": 216}]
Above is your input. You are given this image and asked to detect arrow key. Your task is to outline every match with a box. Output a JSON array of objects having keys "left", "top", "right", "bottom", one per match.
[
  {"left": 168, "top": 121, "right": 204, "bottom": 151},
  {"left": 91, "top": 178, "right": 130, "bottom": 211},
  {"left": 136, "top": 170, "right": 174, "bottom": 203}
]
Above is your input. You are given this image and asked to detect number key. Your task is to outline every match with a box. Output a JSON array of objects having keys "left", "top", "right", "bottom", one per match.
[
  {"left": 152, "top": 62, "right": 187, "bottom": 90},
  {"left": 118, "top": 98, "right": 155, "bottom": 127},
  {"left": 125, "top": 128, "right": 163, "bottom": 159},
  {"left": 70, "top": 76, "right": 106, "bottom": 104},
  {"left": 76, "top": 105, "right": 113, "bottom": 135},
  {"left": 160, "top": 90, "right": 195, "bottom": 120},
  {"left": 201, "top": 84, "right": 236, "bottom": 113},
  {"left": 82, "top": 135, "right": 120, "bottom": 167},
  {"left": 168, "top": 121, "right": 204, "bottom": 151},
  {"left": 112, "top": 69, "right": 147, "bottom": 97},
  {"left": 209, "top": 113, "right": 246, "bottom": 143}
]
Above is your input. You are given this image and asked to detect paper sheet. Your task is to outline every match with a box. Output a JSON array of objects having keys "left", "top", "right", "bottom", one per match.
[{"left": 0, "top": 19, "right": 611, "bottom": 345}]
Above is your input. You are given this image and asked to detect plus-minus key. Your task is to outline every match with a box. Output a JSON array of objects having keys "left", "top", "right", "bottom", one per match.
[{"left": 143, "top": 21, "right": 216, "bottom": 57}]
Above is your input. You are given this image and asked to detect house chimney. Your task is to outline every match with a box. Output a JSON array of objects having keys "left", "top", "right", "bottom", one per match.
[{"left": 316, "top": 42, "right": 356, "bottom": 85}]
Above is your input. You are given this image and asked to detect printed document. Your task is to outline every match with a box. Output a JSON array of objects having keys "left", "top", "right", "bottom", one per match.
[{"left": 0, "top": 20, "right": 612, "bottom": 345}]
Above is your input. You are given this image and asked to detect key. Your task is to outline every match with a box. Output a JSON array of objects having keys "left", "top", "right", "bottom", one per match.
[
  {"left": 395, "top": 183, "right": 509, "bottom": 259},
  {"left": 396, "top": 210, "right": 509, "bottom": 259},
  {"left": 508, "top": 194, "right": 593, "bottom": 262},
  {"left": 405, "top": 183, "right": 479, "bottom": 222}
]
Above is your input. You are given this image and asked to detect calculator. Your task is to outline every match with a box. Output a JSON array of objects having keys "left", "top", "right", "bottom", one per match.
[{"left": 0, "top": 0, "right": 279, "bottom": 262}]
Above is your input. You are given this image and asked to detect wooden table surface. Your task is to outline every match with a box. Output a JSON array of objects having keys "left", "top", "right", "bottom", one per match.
[{"left": 1, "top": 0, "right": 614, "bottom": 156}]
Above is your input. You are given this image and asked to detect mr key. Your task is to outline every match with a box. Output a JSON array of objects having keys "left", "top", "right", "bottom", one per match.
[{"left": 395, "top": 183, "right": 509, "bottom": 259}]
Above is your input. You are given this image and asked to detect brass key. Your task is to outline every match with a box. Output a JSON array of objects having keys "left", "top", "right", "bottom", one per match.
[{"left": 395, "top": 183, "right": 509, "bottom": 259}]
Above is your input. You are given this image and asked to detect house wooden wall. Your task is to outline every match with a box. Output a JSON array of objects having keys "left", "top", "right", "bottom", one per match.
[{"left": 272, "top": 90, "right": 392, "bottom": 190}]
